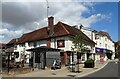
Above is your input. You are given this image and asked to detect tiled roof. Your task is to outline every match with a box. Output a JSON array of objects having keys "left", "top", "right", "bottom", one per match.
[
  {"left": 60, "top": 22, "right": 95, "bottom": 44},
  {"left": 99, "top": 31, "right": 112, "bottom": 41},
  {"left": 0, "top": 43, "right": 6, "bottom": 49},
  {"left": 7, "top": 39, "right": 17, "bottom": 45},
  {"left": 17, "top": 27, "right": 49, "bottom": 43},
  {"left": 7, "top": 21, "right": 95, "bottom": 45}
]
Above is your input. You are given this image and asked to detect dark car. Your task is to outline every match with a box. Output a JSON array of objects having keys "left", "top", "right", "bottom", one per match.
[{"left": 51, "top": 60, "right": 61, "bottom": 70}]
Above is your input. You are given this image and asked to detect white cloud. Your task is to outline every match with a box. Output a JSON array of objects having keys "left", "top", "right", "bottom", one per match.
[
  {"left": 0, "top": 35, "right": 5, "bottom": 43},
  {"left": 0, "top": 28, "right": 23, "bottom": 43},
  {"left": 0, "top": 28, "right": 22, "bottom": 37},
  {"left": 79, "top": 13, "right": 107, "bottom": 27},
  {"left": 0, "top": 35, "right": 4, "bottom": 39},
  {"left": 1, "top": 1, "right": 110, "bottom": 43},
  {"left": 2, "top": 0, "right": 119, "bottom": 2}
]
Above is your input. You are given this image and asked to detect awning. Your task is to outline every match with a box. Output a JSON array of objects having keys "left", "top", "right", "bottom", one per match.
[
  {"left": 95, "top": 47, "right": 112, "bottom": 53},
  {"left": 27, "top": 46, "right": 61, "bottom": 52},
  {"left": 96, "top": 47, "right": 106, "bottom": 53}
]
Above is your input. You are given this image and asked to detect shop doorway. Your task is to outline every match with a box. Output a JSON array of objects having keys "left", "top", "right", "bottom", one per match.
[{"left": 106, "top": 53, "right": 112, "bottom": 59}]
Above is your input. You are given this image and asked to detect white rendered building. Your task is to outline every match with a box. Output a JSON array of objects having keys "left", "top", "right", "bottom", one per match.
[
  {"left": 80, "top": 26, "right": 115, "bottom": 61},
  {"left": 7, "top": 16, "right": 95, "bottom": 67}
]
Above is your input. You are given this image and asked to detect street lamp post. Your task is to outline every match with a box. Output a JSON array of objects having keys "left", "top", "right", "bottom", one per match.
[{"left": 77, "top": 52, "right": 80, "bottom": 73}]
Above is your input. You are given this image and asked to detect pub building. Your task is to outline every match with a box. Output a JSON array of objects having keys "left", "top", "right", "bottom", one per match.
[{"left": 7, "top": 16, "right": 95, "bottom": 69}]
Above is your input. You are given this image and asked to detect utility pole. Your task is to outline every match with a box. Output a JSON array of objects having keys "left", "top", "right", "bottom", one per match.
[
  {"left": 46, "top": 0, "right": 49, "bottom": 19},
  {"left": 46, "top": 0, "right": 49, "bottom": 29}
]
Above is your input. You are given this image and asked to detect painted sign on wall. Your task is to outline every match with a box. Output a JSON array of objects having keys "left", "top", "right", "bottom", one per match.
[
  {"left": 96, "top": 48, "right": 106, "bottom": 53},
  {"left": 57, "top": 40, "right": 65, "bottom": 48}
]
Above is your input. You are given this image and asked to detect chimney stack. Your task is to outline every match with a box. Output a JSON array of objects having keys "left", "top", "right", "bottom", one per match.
[
  {"left": 80, "top": 25, "right": 84, "bottom": 29},
  {"left": 48, "top": 16, "right": 54, "bottom": 35}
]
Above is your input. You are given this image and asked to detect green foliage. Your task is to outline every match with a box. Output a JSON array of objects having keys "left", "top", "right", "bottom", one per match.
[
  {"left": 84, "top": 58, "right": 95, "bottom": 68},
  {"left": 85, "top": 58, "right": 94, "bottom": 63},
  {"left": 71, "top": 32, "right": 86, "bottom": 52}
]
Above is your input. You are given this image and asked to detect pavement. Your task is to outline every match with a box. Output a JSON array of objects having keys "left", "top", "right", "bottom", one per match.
[{"left": 8, "top": 59, "right": 116, "bottom": 77}]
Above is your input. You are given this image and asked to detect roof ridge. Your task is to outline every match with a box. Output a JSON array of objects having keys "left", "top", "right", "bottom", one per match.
[{"left": 59, "top": 22, "right": 70, "bottom": 34}]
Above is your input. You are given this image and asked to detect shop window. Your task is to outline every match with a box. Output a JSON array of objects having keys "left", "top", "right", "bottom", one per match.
[
  {"left": 14, "top": 52, "right": 19, "bottom": 58},
  {"left": 35, "top": 52, "right": 40, "bottom": 63},
  {"left": 81, "top": 54, "right": 85, "bottom": 61}
]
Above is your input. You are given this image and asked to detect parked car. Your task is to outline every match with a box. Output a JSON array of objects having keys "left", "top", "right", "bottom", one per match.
[{"left": 51, "top": 60, "right": 61, "bottom": 70}]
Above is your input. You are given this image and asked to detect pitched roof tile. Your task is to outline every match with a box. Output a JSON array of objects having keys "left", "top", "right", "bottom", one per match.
[{"left": 7, "top": 21, "right": 95, "bottom": 45}]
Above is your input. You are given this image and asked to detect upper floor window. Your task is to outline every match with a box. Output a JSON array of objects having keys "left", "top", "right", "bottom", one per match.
[
  {"left": 105, "top": 37, "right": 107, "bottom": 41},
  {"left": 96, "top": 41, "right": 97, "bottom": 45},
  {"left": 105, "top": 44, "right": 107, "bottom": 48},
  {"left": 28, "top": 42, "right": 33, "bottom": 47},
  {"left": 57, "top": 40, "right": 65, "bottom": 48},
  {"left": 19, "top": 44, "right": 25, "bottom": 47},
  {"left": 22, "top": 44, "right": 25, "bottom": 47},
  {"left": 34, "top": 42, "right": 37, "bottom": 47},
  {"left": 14, "top": 52, "right": 19, "bottom": 58},
  {"left": 14, "top": 45, "right": 17, "bottom": 50},
  {"left": 100, "top": 43, "right": 101, "bottom": 47},
  {"left": 95, "top": 35, "right": 99, "bottom": 39}
]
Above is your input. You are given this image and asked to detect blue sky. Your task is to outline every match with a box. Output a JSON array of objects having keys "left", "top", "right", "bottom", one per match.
[
  {"left": 1, "top": 1, "right": 119, "bottom": 43},
  {"left": 87, "top": 2, "right": 118, "bottom": 41}
]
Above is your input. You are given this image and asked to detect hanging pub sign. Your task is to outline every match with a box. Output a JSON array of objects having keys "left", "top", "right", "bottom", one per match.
[{"left": 57, "top": 40, "right": 65, "bottom": 48}]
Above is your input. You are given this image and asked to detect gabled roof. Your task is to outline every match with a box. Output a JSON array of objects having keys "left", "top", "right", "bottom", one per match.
[
  {"left": 56, "top": 22, "right": 95, "bottom": 44},
  {"left": 7, "top": 21, "right": 95, "bottom": 45}
]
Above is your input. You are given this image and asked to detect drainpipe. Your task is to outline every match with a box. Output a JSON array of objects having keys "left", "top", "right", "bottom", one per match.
[
  {"left": 7, "top": 52, "right": 10, "bottom": 73},
  {"left": 72, "top": 52, "right": 74, "bottom": 72}
]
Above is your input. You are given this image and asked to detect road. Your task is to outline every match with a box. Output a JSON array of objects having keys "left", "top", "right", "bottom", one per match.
[
  {"left": 2, "top": 61, "right": 119, "bottom": 79},
  {"left": 85, "top": 61, "right": 118, "bottom": 77}
]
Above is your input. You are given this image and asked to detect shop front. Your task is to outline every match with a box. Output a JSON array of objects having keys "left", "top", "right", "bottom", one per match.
[
  {"left": 95, "top": 47, "right": 107, "bottom": 61},
  {"left": 27, "top": 46, "right": 61, "bottom": 70}
]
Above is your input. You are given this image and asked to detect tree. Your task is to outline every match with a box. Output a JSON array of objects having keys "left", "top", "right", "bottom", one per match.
[
  {"left": 71, "top": 33, "right": 86, "bottom": 52},
  {"left": 71, "top": 32, "right": 87, "bottom": 72},
  {"left": 115, "top": 41, "right": 120, "bottom": 59}
]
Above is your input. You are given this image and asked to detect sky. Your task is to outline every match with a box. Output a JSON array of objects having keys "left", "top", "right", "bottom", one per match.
[{"left": 0, "top": 0, "right": 119, "bottom": 43}]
